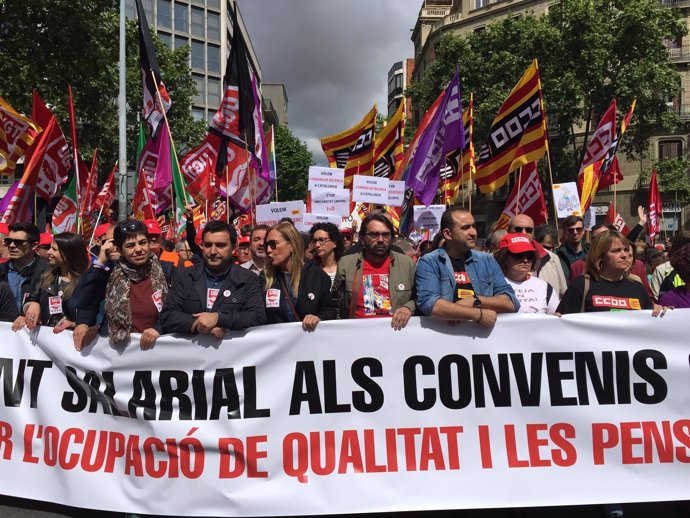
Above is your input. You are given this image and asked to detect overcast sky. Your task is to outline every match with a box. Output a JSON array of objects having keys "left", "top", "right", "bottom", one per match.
[{"left": 238, "top": 0, "right": 419, "bottom": 165}]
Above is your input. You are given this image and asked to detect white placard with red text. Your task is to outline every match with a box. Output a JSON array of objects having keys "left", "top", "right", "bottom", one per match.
[
  {"left": 352, "top": 175, "right": 389, "bottom": 204},
  {"left": 256, "top": 201, "right": 305, "bottom": 227},
  {"left": 302, "top": 212, "right": 343, "bottom": 231},
  {"left": 387, "top": 180, "right": 405, "bottom": 207},
  {"left": 1, "top": 312, "right": 689, "bottom": 516},
  {"left": 308, "top": 166, "right": 345, "bottom": 191},
  {"left": 310, "top": 188, "right": 350, "bottom": 217}
]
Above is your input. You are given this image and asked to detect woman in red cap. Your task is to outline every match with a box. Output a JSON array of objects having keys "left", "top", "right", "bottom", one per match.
[
  {"left": 494, "top": 233, "right": 560, "bottom": 314},
  {"left": 12, "top": 232, "right": 90, "bottom": 333}
]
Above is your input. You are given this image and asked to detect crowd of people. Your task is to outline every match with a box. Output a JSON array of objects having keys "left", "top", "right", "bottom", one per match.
[{"left": 0, "top": 204, "right": 687, "bottom": 350}]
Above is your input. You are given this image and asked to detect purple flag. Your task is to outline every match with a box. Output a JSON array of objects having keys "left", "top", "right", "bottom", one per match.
[
  {"left": 250, "top": 72, "right": 271, "bottom": 183},
  {"left": 0, "top": 180, "right": 20, "bottom": 216},
  {"left": 406, "top": 69, "right": 463, "bottom": 206},
  {"left": 153, "top": 122, "right": 172, "bottom": 197}
]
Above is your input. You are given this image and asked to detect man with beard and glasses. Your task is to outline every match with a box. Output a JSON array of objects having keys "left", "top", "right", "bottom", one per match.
[
  {"left": 332, "top": 213, "right": 415, "bottom": 330},
  {"left": 416, "top": 207, "right": 518, "bottom": 328}
]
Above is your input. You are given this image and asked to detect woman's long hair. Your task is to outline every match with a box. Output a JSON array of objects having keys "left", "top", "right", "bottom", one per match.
[
  {"left": 40, "top": 232, "right": 90, "bottom": 298},
  {"left": 586, "top": 230, "right": 632, "bottom": 281},
  {"left": 263, "top": 222, "right": 305, "bottom": 295}
]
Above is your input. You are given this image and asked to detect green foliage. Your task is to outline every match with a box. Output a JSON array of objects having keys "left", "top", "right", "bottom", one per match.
[
  {"left": 0, "top": 0, "right": 205, "bottom": 179},
  {"left": 405, "top": 0, "right": 686, "bottom": 182},
  {"left": 274, "top": 125, "right": 314, "bottom": 202},
  {"left": 642, "top": 158, "right": 690, "bottom": 202}
]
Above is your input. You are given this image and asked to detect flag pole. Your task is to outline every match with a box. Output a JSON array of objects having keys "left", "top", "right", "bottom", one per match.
[
  {"left": 87, "top": 204, "right": 106, "bottom": 251},
  {"left": 225, "top": 164, "right": 231, "bottom": 224},
  {"left": 515, "top": 167, "right": 523, "bottom": 214},
  {"left": 67, "top": 85, "right": 82, "bottom": 234},
  {"left": 545, "top": 153, "right": 559, "bottom": 234},
  {"left": 272, "top": 125, "right": 279, "bottom": 202}
]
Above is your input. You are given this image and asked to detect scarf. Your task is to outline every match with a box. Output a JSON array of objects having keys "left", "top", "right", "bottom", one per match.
[{"left": 105, "top": 255, "right": 168, "bottom": 345}]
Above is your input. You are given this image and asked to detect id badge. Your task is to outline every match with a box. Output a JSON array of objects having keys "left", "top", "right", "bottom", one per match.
[
  {"left": 265, "top": 289, "right": 281, "bottom": 308},
  {"left": 151, "top": 290, "right": 164, "bottom": 312},
  {"left": 207, "top": 288, "right": 220, "bottom": 310},
  {"left": 48, "top": 296, "right": 63, "bottom": 315}
]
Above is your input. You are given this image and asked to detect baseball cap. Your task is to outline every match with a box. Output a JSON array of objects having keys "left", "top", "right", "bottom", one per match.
[
  {"left": 0, "top": 223, "right": 9, "bottom": 236},
  {"left": 144, "top": 219, "right": 162, "bottom": 235},
  {"left": 238, "top": 235, "right": 251, "bottom": 245},
  {"left": 39, "top": 233, "right": 53, "bottom": 246},
  {"left": 499, "top": 233, "right": 537, "bottom": 254},
  {"left": 94, "top": 223, "right": 111, "bottom": 240},
  {"left": 340, "top": 228, "right": 353, "bottom": 236}
]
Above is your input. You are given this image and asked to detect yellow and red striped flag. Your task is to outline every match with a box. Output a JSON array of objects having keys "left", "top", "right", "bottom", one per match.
[
  {"left": 374, "top": 101, "right": 405, "bottom": 179},
  {"left": 0, "top": 97, "right": 42, "bottom": 177}
]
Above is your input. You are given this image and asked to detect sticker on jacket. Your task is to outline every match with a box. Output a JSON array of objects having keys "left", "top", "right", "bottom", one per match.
[{"left": 266, "top": 289, "right": 281, "bottom": 308}]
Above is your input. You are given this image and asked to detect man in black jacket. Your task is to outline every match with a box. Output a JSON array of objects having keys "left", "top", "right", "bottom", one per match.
[
  {"left": 160, "top": 220, "right": 266, "bottom": 336},
  {"left": 0, "top": 222, "right": 50, "bottom": 314}
]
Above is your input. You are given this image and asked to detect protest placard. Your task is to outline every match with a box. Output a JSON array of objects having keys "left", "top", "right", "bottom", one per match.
[
  {"left": 308, "top": 166, "right": 345, "bottom": 191},
  {"left": 387, "top": 180, "right": 405, "bottom": 207},
  {"left": 352, "top": 175, "right": 389, "bottom": 204},
  {"left": 552, "top": 182, "right": 583, "bottom": 217},
  {"left": 413, "top": 205, "right": 446, "bottom": 230},
  {"left": 256, "top": 201, "right": 305, "bottom": 227},
  {"left": 302, "top": 212, "right": 343, "bottom": 231},
  {"left": 310, "top": 188, "right": 350, "bottom": 217}
]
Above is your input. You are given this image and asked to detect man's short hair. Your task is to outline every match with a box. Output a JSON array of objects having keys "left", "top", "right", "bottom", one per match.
[
  {"left": 562, "top": 215, "right": 584, "bottom": 229},
  {"left": 440, "top": 207, "right": 471, "bottom": 233},
  {"left": 113, "top": 219, "right": 148, "bottom": 248},
  {"left": 8, "top": 222, "right": 40, "bottom": 243},
  {"left": 251, "top": 224, "right": 270, "bottom": 238},
  {"left": 202, "top": 220, "right": 237, "bottom": 246},
  {"left": 360, "top": 213, "right": 395, "bottom": 237},
  {"left": 591, "top": 223, "right": 616, "bottom": 233}
]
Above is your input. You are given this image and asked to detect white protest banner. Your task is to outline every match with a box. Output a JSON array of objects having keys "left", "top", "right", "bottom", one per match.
[
  {"left": 256, "top": 200, "right": 305, "bottom": 227},
  {"left": 310, "top": 188, "right": 350, "bottom": 217},
  {"left": 552, "top": 182, "right": 583, "bottom": 217},
  {"left": 387, "top": 180, "right": 405, "bottom": 207},
  {"left": 583, "top": 205, "right": 597, "bottom": 231},
  {"left": 308, "top": 166, "right": 345, "bottom": 191},
  {"left": 302, "top": 212, "right": 342, "bottom": 231},
  {"left": 352, "top": 175, "right": 389, "bottom": 204},
  {"left": 413, "top": 204, "right": 446, "bottom": 230},
  {"left": 2, "top": 311, "right": 690, "bottom": 516}
]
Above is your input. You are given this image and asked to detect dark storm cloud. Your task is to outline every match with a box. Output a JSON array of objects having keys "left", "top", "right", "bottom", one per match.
[{"left": 238, "top": 0, "right": 419, "bottom": 164}]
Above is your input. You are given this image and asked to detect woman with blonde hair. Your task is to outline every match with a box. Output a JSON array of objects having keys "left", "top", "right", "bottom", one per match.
[
  {"left": 261, "top": 221, "right": 336, "bottom": 331},
  {"left": 12, "top": 232, "right": 90, "bottom": 333},
  {"left": 557, "top": 230, "right": 668, "bottom": 316}
]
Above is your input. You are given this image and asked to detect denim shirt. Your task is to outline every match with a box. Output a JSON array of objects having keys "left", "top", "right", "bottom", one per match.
[{"left": 415, "top": 247, "right": 519, "bottom": 316}]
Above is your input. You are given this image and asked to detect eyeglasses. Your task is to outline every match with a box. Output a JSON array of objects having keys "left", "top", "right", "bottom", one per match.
[
  {"left": 510, "top": 252, "right": 534, "bottom": 261},
  {"left": 265, "top": 240, "right": 285, "bottom": 249},
  {"left": 512, "top": 226, "right": 534, "bottom": 234},
  {"left": 566, "top": 227, "right": 584, "bottom": 234},
  {"left": 310, "top": 237, "right": 331, "bottom": 245},
  {"left": 3, "top": 238, "right": 31, "bottom": 247},
  {"left": 365, "top": 231, "right": 392, "bottom": 240}
]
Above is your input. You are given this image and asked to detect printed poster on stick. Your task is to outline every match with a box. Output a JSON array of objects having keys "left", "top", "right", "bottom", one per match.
[
  {"left": 352, "top": 175, "right": 389, "bottom": 205},
  {"left": 256, "top": 200, "right": 305, "bottom": 227},
  {"left": 310, "top": 188, "right": 350, "bottom": 217},
  {"left": 308, "top": 166, "right": 345, "bottom": 191}
]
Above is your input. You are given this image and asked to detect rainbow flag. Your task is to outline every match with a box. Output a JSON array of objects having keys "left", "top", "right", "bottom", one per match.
[{"left": 266, "top": 125, "right": 277, "bottom": 183}]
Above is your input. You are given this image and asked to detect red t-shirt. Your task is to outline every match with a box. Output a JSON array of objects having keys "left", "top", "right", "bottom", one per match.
[
  {"left": 355, "top": 256, "right": 393, "bottom": 318},
  {"left": 129, "top": 277, "right": 161, "bottom": 333}
]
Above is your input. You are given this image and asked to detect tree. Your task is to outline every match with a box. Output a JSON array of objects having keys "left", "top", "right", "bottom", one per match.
[
  {"left": 406, "top": 0, "right": 686, "bottom": 183},
  {"left": 641, "top": 158, "right": 690, "bottom": 203},
  {"left": 0, "top": 0, "right": 205, "bottom": 178},
  {"left": 273, "top": 125, "right": 314, "bottom": 202}
]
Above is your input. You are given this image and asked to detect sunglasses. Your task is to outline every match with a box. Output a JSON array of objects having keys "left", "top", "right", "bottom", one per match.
[
  {"left": 566, "top": 227, "right": 584, "bottom": 234},
  {"left": 265, "top": 240, "right": 285, "bottom": 249},
  {"left": 365, "top": 231, "right": 392, "bottom": 240},
  {"left": 512, "top": 226, "right": 534, "bottom": 234},
  {"left": 3, "top": 238, "right": 31, "bottom": 247},
  {"left": 510, "top": 252, "right": 535, "bottom": 261}
]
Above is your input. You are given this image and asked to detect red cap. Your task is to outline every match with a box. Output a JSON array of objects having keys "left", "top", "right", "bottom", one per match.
[
  {"left": 144, "top": 219, "right": 162, "bottom": 235},
  {"left": 340, "top": 228, "right": 353, "bottom": 236},
  {"left": 39, "top": 233, "right": 53, "bottom": 246},
  {"left": 499, "top": 233, "right": 537, "bottom": 254},
  {"left": 238, "top": 235, "right": 251, "bottom": 245},
  {"left": 0, "top": 223, "right": 9, "bottom": 236},
  {"left": 94, "top": 223, "right": 111, "bottom": 240}
]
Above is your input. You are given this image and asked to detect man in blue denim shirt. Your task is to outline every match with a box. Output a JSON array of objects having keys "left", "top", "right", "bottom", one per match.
[{"left": 416, "top": 207, "right": 519, "bottom": 327}]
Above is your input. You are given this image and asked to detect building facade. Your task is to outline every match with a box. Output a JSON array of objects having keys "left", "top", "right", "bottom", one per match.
[
  {"left": 410, "top": 0, "right": 690, "bottom": 234},
  {"left": 387, "top": 59, "right": 415, "bottom": 120},
  {"left": 261, "top": 83, "right": 289, "bottom": 127}
]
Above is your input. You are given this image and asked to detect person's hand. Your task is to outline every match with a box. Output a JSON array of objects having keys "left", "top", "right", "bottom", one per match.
[
  {"left": 391, "top": 307, "right": 412, "bottom": 331},
  {"left": 651, "top": 304, "right": 671, "bottom": 318},
  {"left": 475, "top": 308, "right": 497, "bottom": 328},
  {"left": 73, "top": 324, "right": 100, "bottom": 351},
  {"left": 11, "top": 316, "right": 26, "bottom": 332},
  {"left": 302, "top": 314, "right": 321, "bottom": 332},
  {"left": 191, "top": 312, "right": 220, "bottom": 334},
  {"left": 23, "top": 302, "right": 41, "bottom": 330},
  {"left": 140, "top": 328, "right": 160, "bottom": 350},
  {"left": 455, "top": 297, "right": 475, "bottom": 308},
  {"left": 184, "top": 203, "right": 194, "bottom": 220},
  {"left": 98, "top": 238, "right": 115, "bottom": 264},
  {"left": 53, "top": 318, "right": 75, "bottom": 334},
  {"left": 637, "top": 205, "right": 648, "bottom": 226},
  {"left": 209, "top": 326, "right": 225, "bottom": 338}
]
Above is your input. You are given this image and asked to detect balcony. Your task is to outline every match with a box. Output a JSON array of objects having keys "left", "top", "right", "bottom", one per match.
[
  {"left": 667, "top": 45, "right": 690, "bottom": 62},
  {"left": 660, "top": 0, "right": 690, "bottom": 7},
  {"left": 432, "top": 12, "right": 462, "bottom": 31},
  {"left": 678, "top": 105, "right": 690, "bottom": 120}
]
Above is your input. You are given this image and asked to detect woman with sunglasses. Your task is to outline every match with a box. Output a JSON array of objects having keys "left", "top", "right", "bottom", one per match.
[
  {"left": 261, "top": 221, "right": 337, "bottom": 331},
  {"left": 494, "top": 233, "right": 560, "bottom": 314},
  {"left": 557, "top": 230, "right": 669, "bottom": 316},
  {"left": 12, "top": 232, "right": 90, "bottom": 333},
  {"left": 308, "top": 222, "right": 344, "bottom": 286}
]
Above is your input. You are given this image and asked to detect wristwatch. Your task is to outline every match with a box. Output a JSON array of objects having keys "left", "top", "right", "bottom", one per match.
[{"left": 473, "top": 294, "right": 482, "bottom": 308}]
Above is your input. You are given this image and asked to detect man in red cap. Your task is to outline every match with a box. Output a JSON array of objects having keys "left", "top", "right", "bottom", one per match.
[
  {"left": 235, "top": 235, "right": 252, "bottom": 265},
  {"left": 0, "top": 223, "right": 10, "bottom": 264},
  {"left": 36, "top": 233, "right": 53, "bottom": 260}
]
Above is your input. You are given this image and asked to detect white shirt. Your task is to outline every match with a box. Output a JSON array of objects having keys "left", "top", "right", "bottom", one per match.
[{"left": 506, "top": 274, "right": 560, "bottom": 314}]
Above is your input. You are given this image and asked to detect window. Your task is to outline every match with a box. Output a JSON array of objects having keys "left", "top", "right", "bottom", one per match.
[
  {"left": 473, "top": 0, "right": 488, "bottom": 8},
  {"left": 158, "top": 32, "right": 172, "bottom": 49},
  {"left": 207, "top": 77, "right": 221, "bottom": 108},
  {"left": 207, "top": 12, "right": 220, "bottom": 40},
  {"left": 125, "top": 0, "right": 136, "bottom": 19},
  {"left": 207, "top": 44, "right": 220, "bottom": 73},
  {"left": 175, "top": 35, "right": 188, "bottom": 49},
  {"left": 207, "top": 0, "right": 220, "bottom": 9},
  {"left": 191, "top": 7, "right": 204, "bottom": 37},
  {"left": 193, "top": 74, "right": 205, "bottom": 105},
  {"left": 659, "top": 139, "right": 684, "bottom": 160},
  {"left": 174, "top": 2, "right": 188, "bottom": 32},
  {"left": 191, "top": 40, "right": 205, "bottom": 69},
  {"left": 157, "top": 0, "right": 172, "bottom": 28},
  {"left": 192, "top": 107, "right": 205, "bottom": 122},
  {"left": 142, "top": 0, "right": 153, "bottom": 20}
]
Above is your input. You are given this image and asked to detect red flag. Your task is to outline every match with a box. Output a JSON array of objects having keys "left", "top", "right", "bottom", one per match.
[
  {"left": 646, "top": 168, "right": 662, "bottom": 243},
  {"left": 604, "top": 203, "right": 630, "bottom": 235},
  {"left": 82, "top": 150, "right": 100, "bottom": 216},
  {"left": 598, "top": 100, "right": 636, "bottom": 191},
  {"left": 93, "top": 163, "right": 117, "bottom": 214},
  {"left": 131, "top": 172, "right": 156, "bottom": 221},
  {"left": 180, "top": 133, "right": 221, "bottom": 184},
  {"left": 494, "top": 162, "right": 548, "bottom": 231},
  {"left": 2, "top": 118, "right": 56, "bottom": 224},
  {"left": 29, "top": 91, "right": 71, "bottom": 200}
]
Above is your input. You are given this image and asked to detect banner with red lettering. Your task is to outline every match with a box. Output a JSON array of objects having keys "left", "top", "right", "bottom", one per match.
[{"left": 0, "top": 312, "right": 689, "bottom": 515}]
